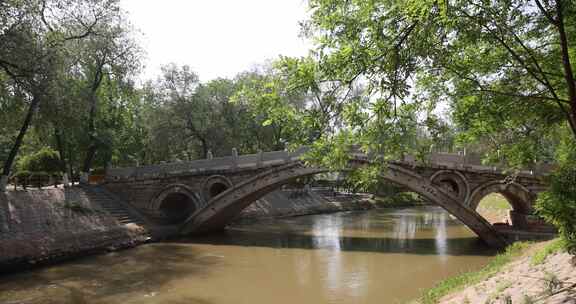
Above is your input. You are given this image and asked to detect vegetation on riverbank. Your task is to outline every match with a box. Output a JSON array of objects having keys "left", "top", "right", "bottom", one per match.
[
  {"left": 416, "top": 239, "right": 574, "bottom": 304},
  {"left": 530, "top": 238, "right": 566, "bottom": 266},
  {"left": 417, "top": 242, "right": 531, "bottom": 304},
  {"left": 370, "top": 192, "right": 429, "bottom": 208}
]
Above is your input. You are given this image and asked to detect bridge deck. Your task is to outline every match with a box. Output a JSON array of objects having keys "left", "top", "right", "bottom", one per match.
[{"left": 106, "top": 148, "right": 551, "bottom": 181}]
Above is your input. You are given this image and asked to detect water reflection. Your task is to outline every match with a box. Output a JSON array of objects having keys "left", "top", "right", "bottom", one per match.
[
  {"left": 0, "top": 206, "right": 496, "bottom": 304},
  {"left": 198, "top": 207, "right": 492, "bottom": 257}
]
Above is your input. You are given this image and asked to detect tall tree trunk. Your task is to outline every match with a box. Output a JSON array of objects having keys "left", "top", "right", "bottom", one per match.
[
  {"left": 82, "top": 93, "right": 98, "bottom": 174},
  {"left": 66, "top": 141, "right": 74, "bottom": 181},
  {"left": 53, "top": 127, "right": 67, "bottom": 173},
  {"left": 1, "top": 95, "right": 41, "bottom": 190},
  {"left": 556, "top": 0, "right": 576, "bottom": 138},
  {"left": 82, "top": 66, "right": 104, "bottom": 176}
]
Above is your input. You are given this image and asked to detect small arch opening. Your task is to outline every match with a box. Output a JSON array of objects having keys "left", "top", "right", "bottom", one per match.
[
  {"left": 209, "top": 182, "right": 229, "bottom": 198},
  {"left": 159, "top": 193, "right": 197, "bottom": 224},
  {"left": 438, "top": 178, "right": 460, "bottom": 195}
]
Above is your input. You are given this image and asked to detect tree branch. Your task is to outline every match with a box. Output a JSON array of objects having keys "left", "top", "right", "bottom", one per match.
[
  {"left": 40, "top": 0, "right": 55, "bottom": 32},
  {"left": 534, "top": 0, "right": 558, "bottom": 25}
]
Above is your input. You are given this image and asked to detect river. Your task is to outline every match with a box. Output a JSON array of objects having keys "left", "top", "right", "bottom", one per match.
[{"left": 0, "top": 206, "right": 496, "bottom": 304}]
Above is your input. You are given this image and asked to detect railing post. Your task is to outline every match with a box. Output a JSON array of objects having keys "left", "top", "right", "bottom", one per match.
[
  {"left": 284, "top": 149, "right": 291, "bottom": 163},
  {"left": 0, "top": 175, "right": 8, "bottom": 192},
  {"left": 80, "top": 172, "right": 89, "bottom": 185},
  {"left": 63, "top": 173, "right": 70, "bottom": 188},
  {"left": 256, "top": 150, "right": 263, "bottom": 168},
  {"left": 231, "top": 148, "right": 238, "bottom": 168}
]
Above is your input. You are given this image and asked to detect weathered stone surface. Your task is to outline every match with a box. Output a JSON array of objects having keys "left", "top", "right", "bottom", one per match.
[
  {"left": 0, "top": 188, "right": 149, "bottom": 272},
  {"left": 103, "top": 149, "right": 550, "bottom": 248}
]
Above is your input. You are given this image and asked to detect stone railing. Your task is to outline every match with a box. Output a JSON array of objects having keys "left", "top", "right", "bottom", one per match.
[
  {"left": 105, "top": 146, "right": 553, "bottom": 182},
  {"left": 105, "top": 147, "right": 311, "bottom": 181}
]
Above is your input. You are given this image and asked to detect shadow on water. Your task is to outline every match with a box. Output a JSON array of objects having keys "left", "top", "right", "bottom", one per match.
[{"left": 0, "top": 244, "right": 220, "bottom": 304}]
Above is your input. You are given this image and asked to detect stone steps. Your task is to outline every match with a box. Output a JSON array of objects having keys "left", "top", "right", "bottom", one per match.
[{"left": 81, "top": 185, "right": 147, "bottom": 227}]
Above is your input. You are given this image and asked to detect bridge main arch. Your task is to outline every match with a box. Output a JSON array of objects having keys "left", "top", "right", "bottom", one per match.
[
  {"left": 180, "top": 162, "right": 508, "bottom": 248},
  {"left": 150, "top": 184, "right": 202, "bottom": 224}
]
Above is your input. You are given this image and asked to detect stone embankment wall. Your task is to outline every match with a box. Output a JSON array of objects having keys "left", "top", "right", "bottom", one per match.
[
  {"left": 238, "top": 189, "right": 376, "bottom": 220},
  {"left": 0, "top": 187, "right": 374, "bottom": 272},
  {"left": 0, "top": 188, "right": 149, "bottom": 272}
]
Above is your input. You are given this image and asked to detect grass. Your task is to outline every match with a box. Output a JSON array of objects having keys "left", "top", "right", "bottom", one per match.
[
  {"left": 530, "top": 238, "right": 565, "bottom": 265},
  {"left": 478, "top": 193, "right": 512, "bottom": 211},
  {"left": 542, "top": 271, "right": 562, "bottom": 296},
  {"left": 476, "top": 193, "right": 512, "bottom": 223},
  {"left": 417, "top": 242, "right": 531, "bottom": 304},
  {"left": 521, "top": 294, "right": 535, "bottom": 304}
]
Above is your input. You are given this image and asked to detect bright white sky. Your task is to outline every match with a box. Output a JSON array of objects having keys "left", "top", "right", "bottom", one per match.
[{"left": 120, "top": 0, "right": 313, "bottom": 82}]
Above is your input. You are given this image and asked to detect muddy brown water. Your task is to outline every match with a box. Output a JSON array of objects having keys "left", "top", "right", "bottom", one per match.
[{"left": 0, "top": 206, "right": 496, "bottom": 304}]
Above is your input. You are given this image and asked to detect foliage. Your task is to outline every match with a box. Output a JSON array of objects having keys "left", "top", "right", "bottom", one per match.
[
  {"left": 418, "top": 242, "right": 531, "bottom": 304},
  {"left": 301, "top": 0, "right": 576, "bottom": 170},
  {"left": 16, "top": 147, "right": 62, "bottom": 174},
  {"left": 11, "top": 170, "right": 31, "bottom": 180},
  {"left": 0, "top": 0, "right": 132, "bottom": 178},
  {"left": 372, "top": 192, "right": 425, "bottom": 208},
  {"left": 531, "top": 239, "right": 566, "bottom": 265},
  {"left": 536, "top": 144, "right": 576, "bottom": 253}
]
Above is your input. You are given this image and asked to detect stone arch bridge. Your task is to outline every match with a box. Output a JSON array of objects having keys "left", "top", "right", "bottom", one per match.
[{"left": 103, "top": 148, "right": 551, "bottom": 248}]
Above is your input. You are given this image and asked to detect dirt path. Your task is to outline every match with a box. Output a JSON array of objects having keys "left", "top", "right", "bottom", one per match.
[{"left": 440, "top": 242, "right": 576, "bottom": 304}]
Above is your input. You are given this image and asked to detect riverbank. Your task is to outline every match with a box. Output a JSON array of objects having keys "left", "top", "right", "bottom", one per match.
[
  {"left": 416, "top": 239, "right": 576, "bottom": 304},
  {"left": 235, "top": 189, "right": 428, "bottom": 223},
  {"left": 0, "top": 187, "right": 397, "bottom": 272},
  {"left": 0, "top": 188, "right": 151, "bottom": 273}
]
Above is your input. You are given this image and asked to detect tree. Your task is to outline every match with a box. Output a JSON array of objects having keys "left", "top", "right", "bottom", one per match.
[
  {"left": 76, "top": 16, "right": 141, "bottom": 177},
  {"left": 302, "top": 0, "right": 575, "bottom": 167},
  {"left": 0, "top": 0, "right": 126, "bottom": 190},
  {"left": 232, "top": 57, "right": 364, "bottom": 155}
]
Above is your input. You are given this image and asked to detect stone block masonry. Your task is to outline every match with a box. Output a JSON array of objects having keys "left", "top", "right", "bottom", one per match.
[{"left": 0, "top": 187, "right": 150, "bottom": 273}]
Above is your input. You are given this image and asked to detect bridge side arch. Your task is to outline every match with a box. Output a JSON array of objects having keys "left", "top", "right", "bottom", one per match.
[
  {"left": 201, "top": 175, "right": 233, "bottom": 202},
  {"left": 150, "top": 184, "right": 203, "bottom": 224},
  {"left": 467, "top": 181, "right": 535, "bottom": 214},
  {"left": 430, "top": 170, "right": 470, "bottom": 202},
  {"left": 181, "top": 163, "right": 507, "bottom": 248}
]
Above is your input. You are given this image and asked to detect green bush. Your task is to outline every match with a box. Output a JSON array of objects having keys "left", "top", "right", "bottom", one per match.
[
  {"left": 536, "top": 162, "right": 576, "bottom": 254},
  {"left": 12, "top": 170, "right": 31, "bottom": 180},
  {"left": 17, "top": 147, "right": 62, "bottom": 174},
  {"left": 91, "top": 167, "right": 106, "bottom": 175},
  {"left": 29, "top": 171, "right": 50, "bottom": 188}
]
